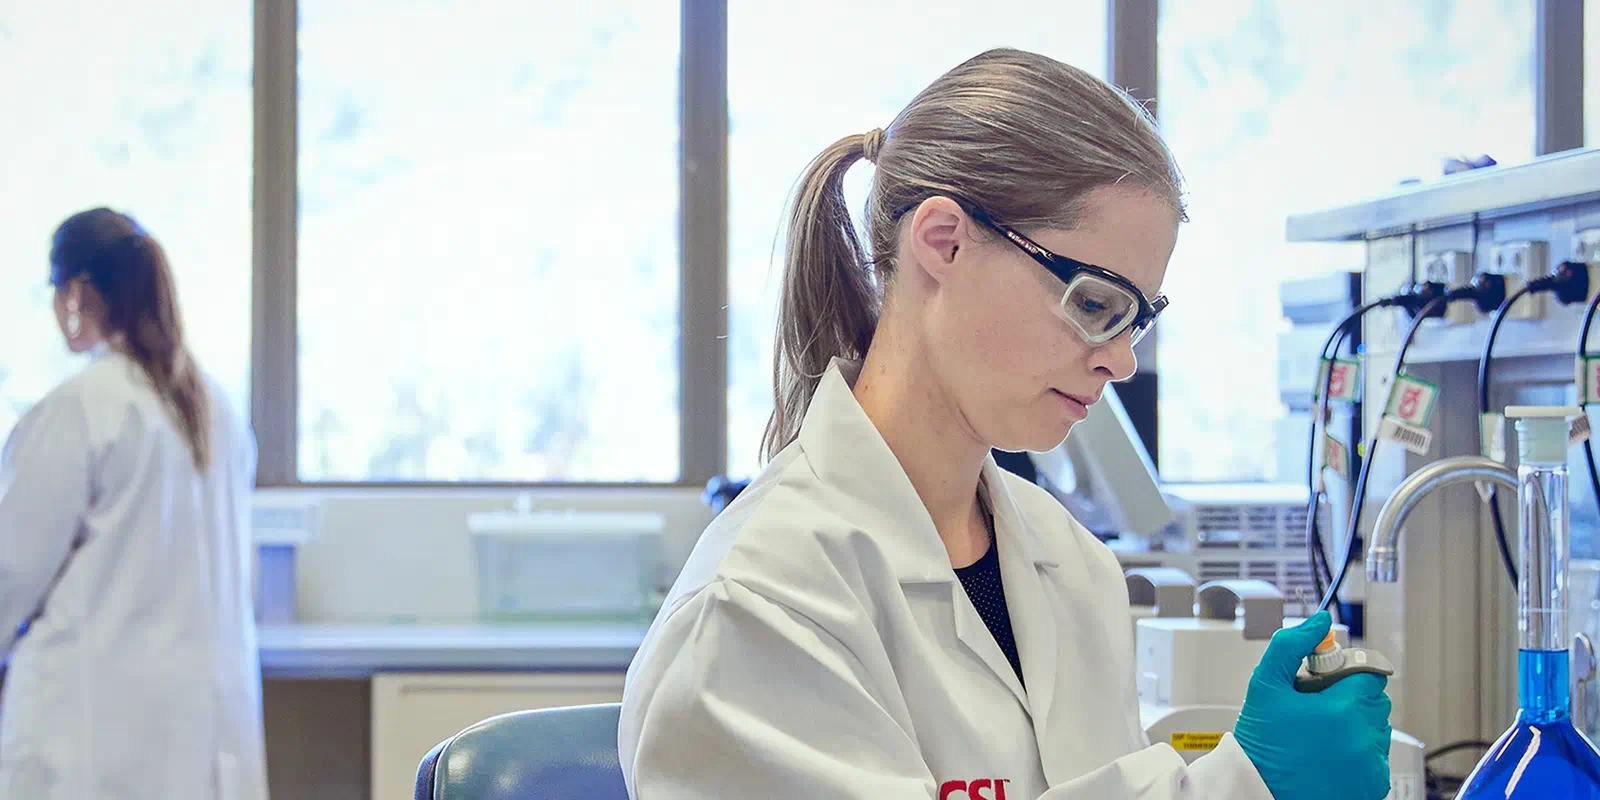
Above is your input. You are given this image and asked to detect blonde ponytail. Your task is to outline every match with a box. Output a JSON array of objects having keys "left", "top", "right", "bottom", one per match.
[{"left": 763, "top": 132, "right": 883, "bottom": 462}]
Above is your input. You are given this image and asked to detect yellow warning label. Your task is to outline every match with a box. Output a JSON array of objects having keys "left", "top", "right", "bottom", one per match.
[{"left": 1170, "top": 732, "right": 1224, "bottom": 752}]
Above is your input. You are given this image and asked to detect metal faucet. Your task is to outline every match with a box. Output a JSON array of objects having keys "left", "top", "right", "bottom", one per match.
[
  {"left": 1366, "top": 456, "right": 1518, "bottom": 583},
  {"left": 1365, "top": 453, "right": 1600, "bottom": 733}
]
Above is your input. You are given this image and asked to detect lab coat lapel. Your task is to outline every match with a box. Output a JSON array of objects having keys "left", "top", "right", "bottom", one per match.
[
  {"left": 984, "top": 461, "right": 1060, "bottom": 744},
  {"left": 950, "top": 580, "right": 1030, "bottom": 710},
  {"left": 1003, "top": 484, "right": 1131, "bottom": 786},
  {"left": 799, "top": 361, "right": 1031, "bottom": 709}
]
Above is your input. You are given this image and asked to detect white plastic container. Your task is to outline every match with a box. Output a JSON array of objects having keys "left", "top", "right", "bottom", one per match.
[{"left": 467, "top": 501, "right": 665, "bottom": 620}]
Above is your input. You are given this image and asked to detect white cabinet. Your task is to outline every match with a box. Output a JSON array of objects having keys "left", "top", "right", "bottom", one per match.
[{"left": 370, "top": 671, "right": 624, "bottom": 800}]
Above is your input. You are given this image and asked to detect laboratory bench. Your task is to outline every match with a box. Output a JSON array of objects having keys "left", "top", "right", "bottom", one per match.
[
  {"left": 258, "top": 621, "right": 643, "bottom": 800},
  {"left": 257, "top": 621, "right": 648, "bottom": 678}
]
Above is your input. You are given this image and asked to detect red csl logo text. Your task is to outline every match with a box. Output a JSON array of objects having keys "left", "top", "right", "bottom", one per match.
[{"left": 940, "top": 778, "right": 1010, "bottom": 800}]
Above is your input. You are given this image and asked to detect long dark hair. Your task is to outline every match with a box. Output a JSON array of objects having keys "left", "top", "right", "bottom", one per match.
[{"left": 50, "top": 208, "right": 212, "bottom": 471}]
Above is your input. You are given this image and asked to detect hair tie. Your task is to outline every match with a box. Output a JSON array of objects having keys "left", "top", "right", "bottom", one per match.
[
  {"left": 862, "top": 128, "right": 886, "bottom": 164},
  {"left": 112, "top": 210, "right": 147, "bottom": 236}
]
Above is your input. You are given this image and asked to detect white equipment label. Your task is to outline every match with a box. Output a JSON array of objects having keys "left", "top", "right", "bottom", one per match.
[
  {"left": 1379, "top": 416, "right": 1434, "bottom": 456},
  {"left": 1481, "top": 412, "right": 1506, "bottom": 463}
]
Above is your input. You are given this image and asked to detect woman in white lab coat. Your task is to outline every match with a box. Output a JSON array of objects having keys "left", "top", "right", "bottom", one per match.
[
  {"left": 0, "top": 208, "right": 268, "bottom": 800},
  {"left": 621, "top": 49, "right": 1392, "bottom": 800}
]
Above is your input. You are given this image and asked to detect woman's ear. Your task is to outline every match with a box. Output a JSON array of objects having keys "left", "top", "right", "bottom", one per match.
[{"left": 907, "top": 196, "right": 973, "bottom": 286}]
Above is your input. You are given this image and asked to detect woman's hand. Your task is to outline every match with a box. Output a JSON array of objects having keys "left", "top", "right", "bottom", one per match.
[{"left": 1232, "top": 611, "right": 1394, "bottom": 800}]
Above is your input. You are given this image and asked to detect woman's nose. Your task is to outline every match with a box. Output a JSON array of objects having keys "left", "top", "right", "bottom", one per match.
[{"left": 1088, "top": 334, "right": 1138, "bottom": 380}]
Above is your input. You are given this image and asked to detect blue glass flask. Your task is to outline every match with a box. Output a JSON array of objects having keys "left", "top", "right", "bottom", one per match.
[{"left": 1458, "top": 409, "right": 1600, "bottom": 798}]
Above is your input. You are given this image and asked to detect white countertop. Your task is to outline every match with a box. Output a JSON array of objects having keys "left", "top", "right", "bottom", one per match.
[{"left": 256, "top": 622, "right": 649, "bottom": 678}]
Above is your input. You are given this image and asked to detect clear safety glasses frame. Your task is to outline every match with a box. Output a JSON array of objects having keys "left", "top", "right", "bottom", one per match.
[{"left": 969, "top": 208, "right": 1168, "bottom": 345}]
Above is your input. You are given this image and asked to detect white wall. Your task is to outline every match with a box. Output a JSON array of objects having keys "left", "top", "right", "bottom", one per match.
[{"left": 259, "top": 486, "right": 714, "bottom": 623}]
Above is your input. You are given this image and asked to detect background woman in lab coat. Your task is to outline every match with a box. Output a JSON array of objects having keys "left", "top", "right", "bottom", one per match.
[
  {"left": 621, "top": 49, "right": 1392, "bottom": 800},
  {"left": 0, "top": 208, "right": 268, "bottom": 800}
]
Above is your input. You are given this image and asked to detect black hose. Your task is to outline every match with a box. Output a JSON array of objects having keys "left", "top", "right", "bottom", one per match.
[
  {"left": 1478, "top": 287, "right": 1534, "bottom": 586},
  {"left": 1320, "top": 295, "right": 1448, "bottom": 612},
  {"left": 1581, "top": 291, "right": 1600, "bottom": 515},
  {"left": 1426, "top": 740, "right": 1495, "bottom": 762},
  {"left": 1307, "top": 327, "right": 1351, "bottom": 599},
  {"left": 1306, "top": 316, "right": 1360, "bottom": 486},
  {"left": 1304, "top": 302, "right": 1384, "bottom": 602}
]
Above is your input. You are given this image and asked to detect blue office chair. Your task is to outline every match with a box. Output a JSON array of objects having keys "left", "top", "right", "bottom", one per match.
[{"left": 415, "top": 702, "right": 628, "bottom": 800}]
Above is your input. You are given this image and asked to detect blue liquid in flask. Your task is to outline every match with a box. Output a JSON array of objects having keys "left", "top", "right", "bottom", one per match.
[{"left": 1456, "top": 650, "right": 1600, "bottom": 798}]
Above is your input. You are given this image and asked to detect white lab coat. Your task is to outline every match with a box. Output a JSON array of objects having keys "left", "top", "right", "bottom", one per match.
[
  {"left": 620, "top": 360, "right": 1272, "bottom": 800},
  {"left": 0, "top": 348, "right": 268, "bottom": 800}
]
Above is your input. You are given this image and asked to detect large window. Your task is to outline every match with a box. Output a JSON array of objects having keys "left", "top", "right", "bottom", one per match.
[
  {"left": 296, "top": 1, "right": 681, "bottom": 483},
  {"left": 725, "top": 1, "right": 1109, "bottom": 478},
  {"left": 11, "top": 2, "right": 1578, "bottom": 490},
  {"left": 0, "top": 2, "right": 253, "bottom": 436},
  {"left": 1156, "top": 0, "right": 1535, "bottom": 483}
]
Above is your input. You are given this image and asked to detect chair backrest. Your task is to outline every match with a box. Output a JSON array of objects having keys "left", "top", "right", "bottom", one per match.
[{"left": 415, "top": 702, "right": 627, "bottom": 800}]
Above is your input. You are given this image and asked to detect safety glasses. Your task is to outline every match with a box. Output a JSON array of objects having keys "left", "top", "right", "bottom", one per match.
[{"left": 969, "top": 208, "right": 1168, "bottom": 346}]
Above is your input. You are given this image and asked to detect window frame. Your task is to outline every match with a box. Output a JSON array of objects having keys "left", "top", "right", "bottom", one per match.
[
  {"left": 244, "top": 0, "right": 1579, "bottom": 488},
  {"left": 253, "top": 0, "right": 722, "bottom": 488}
]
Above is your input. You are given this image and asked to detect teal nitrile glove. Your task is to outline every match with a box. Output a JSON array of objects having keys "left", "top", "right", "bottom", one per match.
[{"left": 1232, "top": 611, "right": 1393, "bottom": 800}]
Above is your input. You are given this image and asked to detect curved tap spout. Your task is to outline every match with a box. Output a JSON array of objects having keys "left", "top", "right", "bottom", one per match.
[{"left": 1367, "top": 456, "right": 1517, "bottom": 583}]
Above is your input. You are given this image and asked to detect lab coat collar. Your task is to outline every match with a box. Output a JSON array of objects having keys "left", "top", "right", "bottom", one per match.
[
  {"left": 797, "top": 359, "right": 952, "bottom": 584},
  {"left": 981, "top": 458, "right": 1061, "bottom": 572},
  {"left": 985, "top": 458, "right": 1061, "bottom": 733},
  {"left": 796, "top": 359, "right": 1061, "bottom": 582},
  {"left": 797, "top": 360, "right": 1064, "bottom": 719}
]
